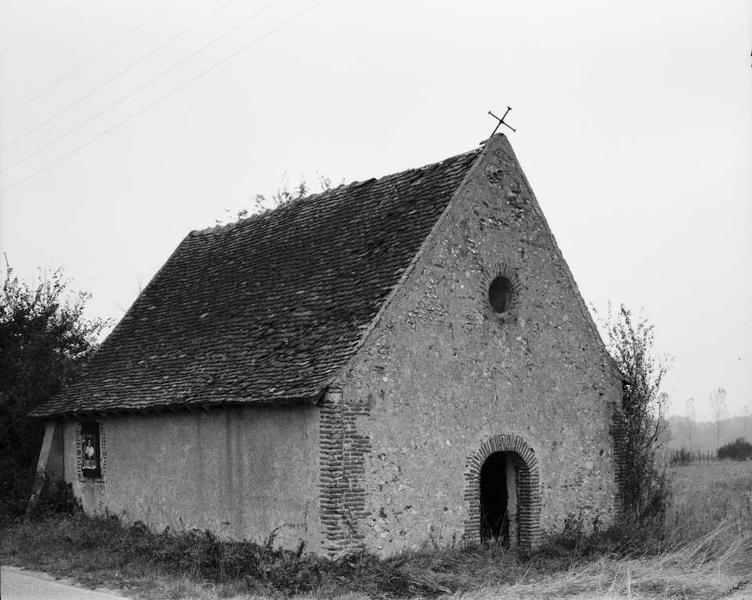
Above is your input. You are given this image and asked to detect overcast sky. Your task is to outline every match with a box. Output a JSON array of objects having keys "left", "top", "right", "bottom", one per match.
[{"left": 1, "top": 0, "right": 750, "bottom": 421}]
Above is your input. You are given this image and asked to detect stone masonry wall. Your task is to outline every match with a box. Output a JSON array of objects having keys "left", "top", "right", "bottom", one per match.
[{"left": 330, "top": 135, "right": 623, "bottom": 556}]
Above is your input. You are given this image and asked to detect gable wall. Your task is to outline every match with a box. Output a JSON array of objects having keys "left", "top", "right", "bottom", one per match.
[
  {"left": 332, "top": 136, "right": 622, "bottom": 555},
  {"left": 62, "top": 405, "right": 321, "bottom": 551}
]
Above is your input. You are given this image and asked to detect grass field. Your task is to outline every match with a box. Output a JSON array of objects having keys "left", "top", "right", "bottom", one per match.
[{"left": 1, "top": 460, "right": 750, "bottom": 599}]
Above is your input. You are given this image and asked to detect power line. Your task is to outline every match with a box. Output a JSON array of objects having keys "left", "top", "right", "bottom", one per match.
[
  {"left": 1, "top": 0, "right": 238, "bottom": 152},
  {"left": 0, "top": 0, "right": 285, "bottom": 175},
  {"left": 0, "top": 0, "right": 326, "bottom": 194},
  {"left": 4, "top": 0, "right": 178, "bottom": 117}
]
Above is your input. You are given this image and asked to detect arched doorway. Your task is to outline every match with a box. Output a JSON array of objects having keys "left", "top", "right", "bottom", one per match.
[
  {"left": 464, "top": 433, "right": 541, "bottom": 550},
  {"left": 480, "top": 451, "right": 516, "bottom": 544}
]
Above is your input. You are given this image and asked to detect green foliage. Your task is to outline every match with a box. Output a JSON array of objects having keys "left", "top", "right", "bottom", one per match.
[
  {"left": 598, "top": 304, "right": 671, "bottom": 521},
  {"left": 0, "top": 511, "right": 613, "bottom": 598},
  {"left": 0, "top": 260, "right": 108, "bottom": 517},
  {"left": 227, "top": 175, "right": 340, "bottom": 222},
  {"left": 26, "top": 481, "right": 81, "bottom": 521},
  {"left": 671, "top": 447, "right": 695, "bottom": 465},
  {"left": 718, "top": 437, "right": 752, "bottom": 461}
]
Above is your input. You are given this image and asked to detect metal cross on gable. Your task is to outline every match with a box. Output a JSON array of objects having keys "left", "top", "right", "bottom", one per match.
[{"left": 488, "top": 107, "right": 517, "bottom": 135}]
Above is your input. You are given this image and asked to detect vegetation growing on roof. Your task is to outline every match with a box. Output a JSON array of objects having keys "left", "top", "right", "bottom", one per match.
[{"left": 211, "top": 175, "right": 342, "bottom": 227}]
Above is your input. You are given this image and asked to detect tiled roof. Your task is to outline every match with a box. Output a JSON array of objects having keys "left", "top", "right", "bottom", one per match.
[{"left": 33, "top": 145, "right": 482, "bottom": 417}]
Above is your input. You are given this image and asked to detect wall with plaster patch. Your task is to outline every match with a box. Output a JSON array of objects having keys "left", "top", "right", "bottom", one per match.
[{"left": 62, "top": 405, "right": 321, "bottom": 551}]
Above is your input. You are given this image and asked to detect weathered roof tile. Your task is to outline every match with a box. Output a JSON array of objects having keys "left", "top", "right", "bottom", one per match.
[{"left": 33, "top": 146, "right": 482, "bottom": 417}]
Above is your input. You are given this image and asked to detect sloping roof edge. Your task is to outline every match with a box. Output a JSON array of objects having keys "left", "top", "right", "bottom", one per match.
[
  {"left": 326, "top": 132, "right": 622, "bottom": 387},
  {"left": 503, "top": 138, "right": 622, "bottom": 380},
  {"left": 28, "top": 237, "right": 193, "bottom": 419},
  {"left": 31, "top": 140, "right": 483, "bottom": 419},
  {"left": 34, "top": 390, "right": 325, "bottom": 420},
  {"left": 323, "top": 135, "right": 495, "bottom": 389}
]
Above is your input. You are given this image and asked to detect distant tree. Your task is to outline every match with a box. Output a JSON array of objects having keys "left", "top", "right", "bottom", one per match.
[
  {"left": 685, "top": 397, "right": 695, "bottom": 450},
  {"left": 710, "top": 388, "right": 727, "bottom": 450},
  {"left": 717, "top": 437, "right": 752, "bottom": 461},
  {"left": 0, "top": 259, "right": 108, "bottom": 517},
  {"left": 598, "top": 304, "right": 670, "bottom": 520}
]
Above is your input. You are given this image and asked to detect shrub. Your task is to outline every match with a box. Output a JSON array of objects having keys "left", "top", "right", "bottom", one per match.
[
  {"left": 0, "top": 261, "right": 107, "bottom": 518},
  {"left": 26, "top": 481, "right": 81, "bottom": 520},
  {"left": 718, "top": 438, "right": 752, "bottom": 461},
  {"left": 670, "top": 448, "right": 694, "bottom": 465},
  {"left": 599, "top": 305, "right": 671, "bottom": 523}
]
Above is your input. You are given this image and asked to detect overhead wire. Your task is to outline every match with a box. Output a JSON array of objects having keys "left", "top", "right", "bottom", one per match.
[
  {"left": 0, "top": 0, "right": 326, "bottom": 194},
  {"left": 1, "top": 0, "right": 238, "bottom": 152},
  {"left": 4, "top": 0, "right": 178, "bottom": 117},
  {"left": 0, "top": 0, "right": 285, "bottom": 176}
]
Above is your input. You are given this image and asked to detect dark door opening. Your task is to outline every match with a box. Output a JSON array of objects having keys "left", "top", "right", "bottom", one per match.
[{"left": 480, "top": 451, "right": 509, "bottom": 543}]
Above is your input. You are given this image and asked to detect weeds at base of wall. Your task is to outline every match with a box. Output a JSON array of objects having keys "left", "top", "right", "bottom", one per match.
[
  {"left": 2, "top": 462, "right": 750, "bottom": 599},
  {"left": 25, "top": 480, "right": 81, "bottom": 520},
  {"left": 0, "top": 477, "right": 79, "bottom": 529},
  {"left": 0, "top": 513, "right": 748, "bottom": 599}
]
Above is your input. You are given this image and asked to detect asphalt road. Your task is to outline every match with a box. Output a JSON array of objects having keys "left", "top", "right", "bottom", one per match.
[{"left": 0, "top": 566, "right": 130, "bottom": 600}]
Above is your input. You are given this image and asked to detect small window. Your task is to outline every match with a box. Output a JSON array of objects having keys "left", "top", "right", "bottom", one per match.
[
  {"left": 488, "top": 276, "right": 513, "bottom": 313},
  {"left": 81, "top": 422, "right": 101, "bottom": 479}
]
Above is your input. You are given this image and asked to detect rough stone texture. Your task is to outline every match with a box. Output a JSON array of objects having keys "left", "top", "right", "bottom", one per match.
[
  {"left": 60, "top": 406, "right": 321, "bottom": 551},
  {"left": 331, "top": 135, "right": 622, "bottom": 555},
  {"left": 33, "top": 134, "right": 621, "bottom": 557}
]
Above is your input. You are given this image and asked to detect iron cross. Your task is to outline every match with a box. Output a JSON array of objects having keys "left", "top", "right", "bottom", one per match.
[{"left": 488, "top": 107, "right": 517, "bottom": 135}]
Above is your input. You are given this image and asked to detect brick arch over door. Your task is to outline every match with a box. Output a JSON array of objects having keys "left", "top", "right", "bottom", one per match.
[{"left": 463, "top": 433, "right": 542, "bottom": 550}]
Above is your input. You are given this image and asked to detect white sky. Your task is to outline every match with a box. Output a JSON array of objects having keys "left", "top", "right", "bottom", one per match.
[{"left": 1, "top": 0, "right": 750, "bottom": 420}]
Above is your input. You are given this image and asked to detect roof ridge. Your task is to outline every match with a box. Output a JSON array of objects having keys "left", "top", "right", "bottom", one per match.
[{"left": 190, "top": 146, "right": 483, "bottom": 237}]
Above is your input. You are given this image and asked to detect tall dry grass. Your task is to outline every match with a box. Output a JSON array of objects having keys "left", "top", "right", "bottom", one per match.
[
  {"left": 459, "top": 461, "right": 752, "bottom": 600},
  {"left": 1, "top": 461, "right": 750, "bottom": 599},
  {"left": 665, "top": 461, "right": 752, "bottom": 545},
  {"left": 456, "top": 520, "right": 751, "bottom": 600}
]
